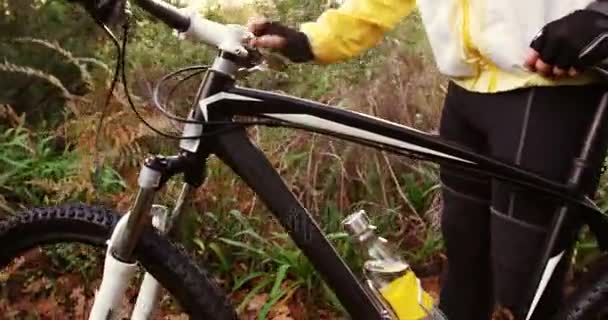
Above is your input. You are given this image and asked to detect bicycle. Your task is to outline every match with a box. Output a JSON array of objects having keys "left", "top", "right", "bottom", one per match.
[{"left": 1, "top": 0, "right": 608, "bottom": 319}]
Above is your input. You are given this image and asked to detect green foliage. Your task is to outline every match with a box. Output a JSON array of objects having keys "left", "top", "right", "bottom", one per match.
[
  {"left": 0, "top": 0, "right": 101, "bottom": 123},
  {"left": 45, "top": 243, "right": 104, "bottom": 282},
  {"left": 400, "top": 171, "right": 439, "bottom": 214},
  {"left": 270, "top": 0, "right": 326, "bottom": 24},
  {"left": 114, "top": 17, "right": 215, "bottom": 71},
  {"left": 193, "top": 208, "right": 354, "bottom": 316},
  {"left": 0, "top": 125, "right": 77, "bottom": 207},
  {"left": 0, "top": 0, "right": 98, "bottom": 46},
  {"left": 94, "top": 165, "right": 127, "bottom": 195},
  {"left": 575, "top": 158, "right": 608, "bottom": 272},
  {"left": 0, "top": 122, "right": 126, "bottom": 211},
  {"left": 404, "top": 229, "right": 444, "bottom": 265}
]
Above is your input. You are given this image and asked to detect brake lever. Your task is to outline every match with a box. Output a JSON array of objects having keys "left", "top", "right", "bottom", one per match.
[
  {"left": 235, "top": 46, "right": 290, "bottom": 78},
  {"left": 236, "top": 61, "right": 270, "bottom": 78}
]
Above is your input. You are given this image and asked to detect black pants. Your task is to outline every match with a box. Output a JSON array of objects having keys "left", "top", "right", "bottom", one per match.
[{"left": 437, "top": 82, "right": 608, "bottom": 320}]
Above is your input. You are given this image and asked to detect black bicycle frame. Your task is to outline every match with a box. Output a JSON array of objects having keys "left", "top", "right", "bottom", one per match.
[{"left": 170, "top": 53, "right": 608, "bottom": 320}]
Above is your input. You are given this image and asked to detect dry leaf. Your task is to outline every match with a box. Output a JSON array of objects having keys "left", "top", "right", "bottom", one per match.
[
  {"left": 36, "top": 296, "right": 59, "bottom": 318},
  {"left": 3, "top": 256, "right": 26, "bottom": 280},
  {"left": 273, "top": 304, "right": 290, "bottom": 313},
  {"left": 70, "top": 286, "right": 86, "bottom": 318},
  {"left": 247, "top": 293, "right": 268, "bottom": 312},
  {"left": 24, "top": 277, "right": 49, "bottom": 293},
  {"left": 270, "top": 303, "right": 293, "bottom": 320}
]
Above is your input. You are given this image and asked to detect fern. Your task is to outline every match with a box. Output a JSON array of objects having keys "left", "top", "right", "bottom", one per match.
[
  {"left": 0, "top": 104, "right": 23, "bottom": 127},
  {"left": 11, "top": 37, "right": 94, "bottom": 93},
  {"left": 0, "top": 124, "right": 80, "bottom": 207},
  {"left": 61, "top": 83, "right": 174, "bottom": 183},
  {"left": 0, "top": 62, "right": 72, "bottom": 99},
  {"left": 75, "top": 57, "right": 112, "bottom": 76}
]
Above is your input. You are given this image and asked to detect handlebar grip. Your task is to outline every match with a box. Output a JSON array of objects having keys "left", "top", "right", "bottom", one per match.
[{"left": 133, "top": 0, "right": 190, "bottom": 32}]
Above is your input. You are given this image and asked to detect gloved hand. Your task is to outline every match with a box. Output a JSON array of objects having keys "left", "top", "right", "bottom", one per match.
[
  {"left": 247, "top": 18, "right": 315, "bottom": 63},
  {"left": 525, "top": 8, "right": 608, "bottom": 77},
  {"left": 68, "top": 0, "right": 128, "bottom": 25}
]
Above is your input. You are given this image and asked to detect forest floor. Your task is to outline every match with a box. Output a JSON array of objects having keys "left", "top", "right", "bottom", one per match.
[{"left": 1, "top": 244, "right": 584, "bottom": 320}]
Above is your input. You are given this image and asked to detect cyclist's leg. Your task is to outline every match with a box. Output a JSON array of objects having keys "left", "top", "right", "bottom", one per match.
[
  {"left": 482, "top": 85, "right": 608, "bottom": 318},
  {"left": 438, "top": 83, "right": 493, "bottom": 320}
]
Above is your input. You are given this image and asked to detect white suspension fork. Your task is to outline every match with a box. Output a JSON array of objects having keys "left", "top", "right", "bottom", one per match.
[
  {"left": 89, "top": 160, "right": 163, "bottom": 320},
  {"left": 88, "top": 207, "right": 168, "bottom": 320},
  {"left": 131, "top": 273, "right": 163, "bottom": 320},
  {"left": 89, "top": 155, "right": 193, "bottom": 320},
  {"left": 131, "top": 204, "right": 170, "bottom": 319},
  {"left": 89, "top": 213, "right": 139, "bottom": 320},
  {"left": 131, "top": 185, "right": 193, "bottom": 320}
]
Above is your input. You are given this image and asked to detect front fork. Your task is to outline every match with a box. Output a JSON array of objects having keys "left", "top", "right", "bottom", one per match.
[
  {"left": 89, "top": 153, "right": 205, "bottom": 320},
  {"left": 130, "top": 184, "right": 195, "bottom": 320}
]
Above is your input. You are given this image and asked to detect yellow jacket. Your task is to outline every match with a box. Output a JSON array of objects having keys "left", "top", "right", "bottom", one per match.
[{"left": 300, "top": 0, "right": 598, "bottom": 93}]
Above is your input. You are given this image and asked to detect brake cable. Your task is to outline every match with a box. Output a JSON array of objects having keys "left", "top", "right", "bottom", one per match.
[{"left": 92, "top": 20, "right": 125, "bottom": 190}]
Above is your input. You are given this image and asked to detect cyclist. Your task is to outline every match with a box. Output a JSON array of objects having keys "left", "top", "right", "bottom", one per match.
[{"left": 247, "top": 1, "right": 608, "bottom": 319}]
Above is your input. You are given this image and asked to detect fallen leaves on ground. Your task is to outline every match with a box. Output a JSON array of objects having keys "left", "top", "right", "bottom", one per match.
[{"left": 0, "top": 249, "right": 583, "bottom": 320}]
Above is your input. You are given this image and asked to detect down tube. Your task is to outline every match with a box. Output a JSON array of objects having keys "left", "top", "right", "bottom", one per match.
[{"left": 211, "top": 128, "right": 384, "bottom": 319}]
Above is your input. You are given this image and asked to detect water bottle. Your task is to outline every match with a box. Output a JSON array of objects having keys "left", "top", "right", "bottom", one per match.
[{"left": 342, "top": 210, "right": 447, "bottom": 320}]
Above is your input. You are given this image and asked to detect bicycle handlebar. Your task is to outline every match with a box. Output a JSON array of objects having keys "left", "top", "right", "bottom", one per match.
[
  {"left": 132, "top": 0, "right": 252, "bottom": 57},
  {"left": 133, "top": 0, "right": 190, "bottom": 32}
]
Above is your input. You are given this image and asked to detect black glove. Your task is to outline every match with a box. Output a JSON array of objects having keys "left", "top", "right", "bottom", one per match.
[
  {"left": 69, "top": 0, "right": 127, "bottom": 25},
  {"left": 530, "top": 8, "right": 608, "bottom": 69},
  {"left": 251, "top": 21, "right": 315, "bottom": 63}
]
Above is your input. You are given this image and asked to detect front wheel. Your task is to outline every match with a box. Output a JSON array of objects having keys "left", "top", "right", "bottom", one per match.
[
  {"left": 0, "top": 204, "right": 238, "bottom": 319},
  {"left": 553, "top": 255, "right": 608, "bottom": 320}
]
